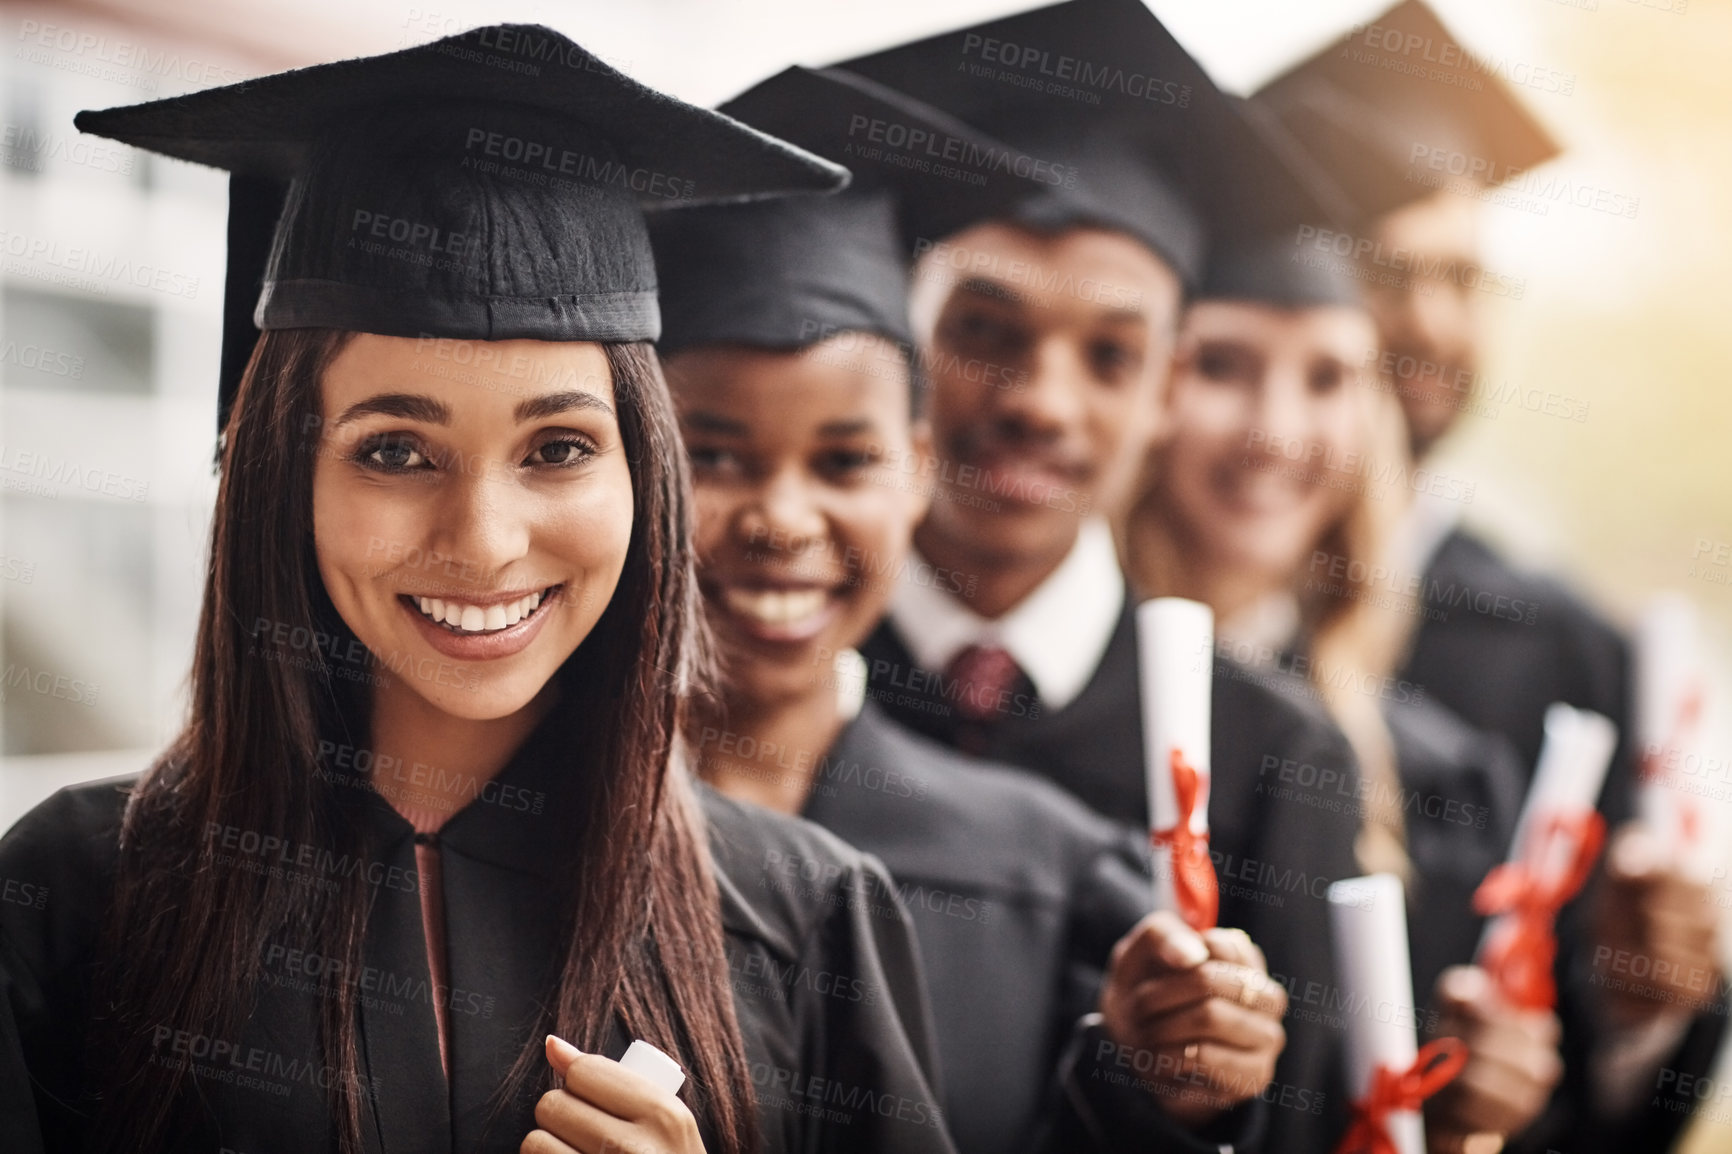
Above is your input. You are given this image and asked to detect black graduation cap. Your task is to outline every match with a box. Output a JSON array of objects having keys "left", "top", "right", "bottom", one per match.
[
  {"left": 1254, "top": 0, "right": 1561, "bottom": 223},
  {"left": 650, "top": 66, "right": 1039, "bottom": 358},
  {"left": 1194, "top": 98, "right": 1365, "bottom": 310},
  {"left": 835, "top": 0, "right": 1351, "bottom": 287},
  {"left": 1200, "top": 232, "right": 1363, "bottom": 309},
  {"left": 72, "top": 24, "right": 849, "bottom": 432}
]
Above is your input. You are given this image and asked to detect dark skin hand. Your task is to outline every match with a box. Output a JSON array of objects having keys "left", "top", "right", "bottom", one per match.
[
  {"left": 1098, "top": 911, "right": 1288, "bottom": 1128},
  {"left": 1593, "top": 823, "right": 1723, "bottom": 1020},
  {"left": 1424, "top": 966, "right": 1561, "bottom": 1148}
]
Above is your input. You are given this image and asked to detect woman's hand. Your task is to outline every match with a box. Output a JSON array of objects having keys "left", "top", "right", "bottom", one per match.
[
  {"left": 1098, "top": 911, "right": 1289, "bottom": 1128},
  {"left": 522, "top": 1035, "right": 706, "bottom": 1154}
]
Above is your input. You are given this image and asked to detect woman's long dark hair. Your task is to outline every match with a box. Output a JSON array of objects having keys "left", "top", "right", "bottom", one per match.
[{"left": 91, "top": 330, "right": 756, "bottom": 1152}]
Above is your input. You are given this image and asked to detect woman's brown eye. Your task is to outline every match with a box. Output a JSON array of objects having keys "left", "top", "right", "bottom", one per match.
[
  {"left": 530, "top": 438, "right": 595, "bottom": 467},
  {"left": 354, "top": 435, "right": 430, "bottom": 473}
]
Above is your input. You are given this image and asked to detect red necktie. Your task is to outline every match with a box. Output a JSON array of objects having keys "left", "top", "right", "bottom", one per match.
[{"left": 944, "top": 644, "right": 1033, "bottom": 754}]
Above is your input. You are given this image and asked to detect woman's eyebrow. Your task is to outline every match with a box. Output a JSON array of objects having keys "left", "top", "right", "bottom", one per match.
[
  {"left": 514, "top": 390, "right": 617, "bottom": 423},
  {"left": 335, "top": 393, "right": 451, "bottom": 426}
]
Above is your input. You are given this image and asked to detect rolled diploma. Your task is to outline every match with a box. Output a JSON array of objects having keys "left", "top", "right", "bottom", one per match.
[
  {"left": 1635, "top": 595, "right": 1716, "bottom": 878},
  {"left": 1329, "top": 873, "right": 1423, "bottom": 1154},
  {"left": 1505, "top": 703, "right": 1618, "bottom": 884},
  {"left": 620, "top": 1039, "right": 686, "bottom": 1096},
  {"left": 1136, "top": 598, "right": 1214, "bottom": 914}
]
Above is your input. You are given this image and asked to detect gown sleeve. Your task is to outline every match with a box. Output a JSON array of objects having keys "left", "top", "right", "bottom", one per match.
[
  {"left": 796, "top": 850, "right": 955, "bottom": 1153},
  {"left": 703, "top": 785, "right": 956, "bottom": 1154}
]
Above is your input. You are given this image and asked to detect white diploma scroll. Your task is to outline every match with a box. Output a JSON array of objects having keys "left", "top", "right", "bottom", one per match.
[
  {"left": 620, "top": 1039, "right": 686, "bottom": 1096},
  {"left": 1136, "top": 598, "right": 1216, "bottom": 925},
  {"left": 1329, "top": 874, "right": 1424, "bottom": 1154},
  {"left": 1504, "top": 703, "right": 1618, "bottom": 885},
  {"left": 1635, "top": 594, "right": 1719, "bottom": 880}
]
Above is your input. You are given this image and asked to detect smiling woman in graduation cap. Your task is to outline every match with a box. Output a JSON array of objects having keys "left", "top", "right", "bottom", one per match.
[{"left": 0, "top": 25, "right": 956, "bottom": 1154}]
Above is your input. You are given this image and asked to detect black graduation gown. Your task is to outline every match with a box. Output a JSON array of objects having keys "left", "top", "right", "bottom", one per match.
[
  {"left": 801, "top": 701, "right": 1265, "bottom": 1154},
  {"left": 1401, "top": 525, "right": 1636, "bottom": 824},
  {"left": 1382, "top": 695, "right": 1525, "bottom": 1017},
  {"left": 1402, "top": 526, "right": 1728, "bottom": 1153},
  {"left": 0, "top": 735, "right": 955, "bottom": 1154},
  {"left": 860, "top": 598, "right": 1365, "bottom": 1154}
]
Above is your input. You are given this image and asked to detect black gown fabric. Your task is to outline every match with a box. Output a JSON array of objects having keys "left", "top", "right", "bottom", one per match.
[
  {"left": 0, "top": 728, "right": 956, "bottom": 1154},
  {"left": 801, "top": 701, "right": 1267, "bottom": 1154},
  {"left": 860, "top": 598, "right": 1365, "bottom": 1154},
  {"left": 1381, "top": 695, "right": 1525, "bottom": 1017},
  {"left": 1403, "top": 527, "right": 1728, "bottom": 1153},
  {"left": 1401, "top": 526, "right": 1636, "bottom": 822}
]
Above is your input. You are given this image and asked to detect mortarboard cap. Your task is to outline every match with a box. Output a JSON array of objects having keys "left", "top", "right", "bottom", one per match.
[
  {"left": 1200, "top": 232, "right": 1363, "bottom": 309},
  {"left": 837, "top": 0, "right": 1350, "bottom": 287},
  {"left": 651, "top": 65, "right": 1038, "bottom": 358},
  {"left": 1254, "top": 0, "right": 1561, "bottom": 223},
  {"left": 1194, "top": 99, "right": 1365, "bottom": 310},
  {"left": 73, "top": 24, "right": 849, "bottom": 432}
]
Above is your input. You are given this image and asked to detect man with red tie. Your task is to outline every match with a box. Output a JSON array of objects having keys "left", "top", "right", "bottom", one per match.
[{"left": 842, "top": 3, "right": 1372, "bottom": 1150}]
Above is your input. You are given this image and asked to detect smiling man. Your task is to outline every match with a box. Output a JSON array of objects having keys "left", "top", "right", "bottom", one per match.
[{"left": 836, "top": 3, "right": 1377, "bottom": 1151}]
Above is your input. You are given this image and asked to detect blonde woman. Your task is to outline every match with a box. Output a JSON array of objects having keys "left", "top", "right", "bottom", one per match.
[{"left": 1117, "top": 235, "right": 1554, "bottom": 1154}]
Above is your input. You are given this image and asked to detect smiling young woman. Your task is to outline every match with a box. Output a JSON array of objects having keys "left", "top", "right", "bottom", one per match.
[{"left": 0, "top": 26, "right": 953, "bottom": 1154}]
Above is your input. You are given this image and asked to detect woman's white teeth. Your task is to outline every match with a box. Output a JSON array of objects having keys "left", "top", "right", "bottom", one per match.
[
  {"left": 723, "top": 587, "right": 828, "bottom": 625},
  {"left": 414, "top": 589, "right": 547, "bottom": 634}
]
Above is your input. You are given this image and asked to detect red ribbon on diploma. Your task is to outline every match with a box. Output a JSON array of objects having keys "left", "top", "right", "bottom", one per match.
[
  {"left": 1472, "top": 810, "right": 1607, "bottom": 1011},
  {"left": 1151, "top": 749, "right": 1219, "bottom": 930},
  {"left": 1333, "top": 1038, "right": 1468, "bottom": 1154}
]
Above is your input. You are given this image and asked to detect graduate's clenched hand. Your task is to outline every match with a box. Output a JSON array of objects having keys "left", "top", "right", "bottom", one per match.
[
  {"left": 1097, "top": 911, "right": 1288, "bottom": 1129},
  {"left": 522, "top": 1035, "right": 705, "bottom": 1154},
  {"left": 1592, "top": 823, "right": 1723, "bottom": 1021},
  {"left": 1424, "top": 966, "right": 1561, "bottom": 1146}
]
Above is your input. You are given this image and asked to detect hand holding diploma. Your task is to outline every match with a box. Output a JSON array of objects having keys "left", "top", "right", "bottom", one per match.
[
  {"left": 1424, "top": 966, "right": 1561, "bottom": 1149},
  {"left": 1098, "top": 910, "right": 1288, "bottom": 1129},
  {"left": 1593, "top": 824, "right": 1724, "bottom": 1022},
  {"left": 1472, "top": 704, "right": 1614, "bottom": 1012},
  {"left": 524, "top": 1035, "right": 704, "bottom": 1154},
  {"left": 1138, "top": 598, "right": 1219, "bottom": 930}
]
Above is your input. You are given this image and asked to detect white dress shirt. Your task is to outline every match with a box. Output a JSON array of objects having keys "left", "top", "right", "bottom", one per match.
[{"left": 886, "top": 519, "right": 1125, "bottom": 713}]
